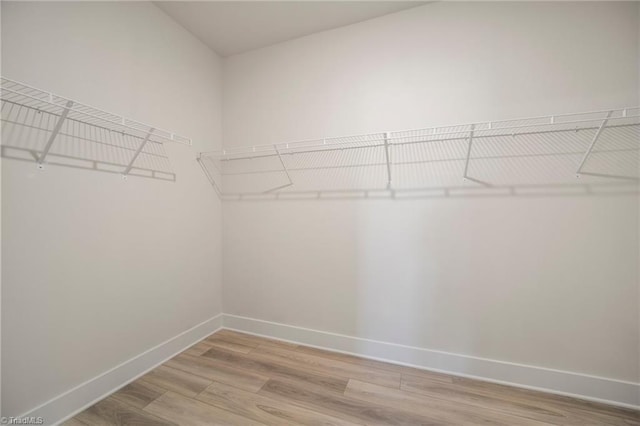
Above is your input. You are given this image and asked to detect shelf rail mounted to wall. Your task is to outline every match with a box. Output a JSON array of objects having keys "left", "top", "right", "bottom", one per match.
[
  {"left": 199, "top": 107, "right": 640, "bottom": 199},
  {"left": 1, "top": 77, "right": 191, "bottom": 181}
]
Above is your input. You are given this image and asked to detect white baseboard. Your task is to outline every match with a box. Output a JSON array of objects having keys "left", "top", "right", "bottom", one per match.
[
  {"left": 223, "top": 313, "right": 640, "bottom": 409},
  {"left": 20, "top": 313, "right": 223, "bottom": 426},
  {"left": 14, "top": 311, "right": 637, "bottom": 425}
]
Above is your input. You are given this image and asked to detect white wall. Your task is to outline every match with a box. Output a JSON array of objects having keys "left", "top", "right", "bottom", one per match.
[
  {"left": 2, "top": 0, "right": 638, "bottom": 416},
  {"left": 1, "top": 1, "right": 222, "bottom": 417},
  {"left": 223, "top": 0, "right": 639, "bottom": 388}
]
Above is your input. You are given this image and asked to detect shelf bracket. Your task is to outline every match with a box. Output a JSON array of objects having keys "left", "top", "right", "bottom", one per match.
[
  {"left": 37, "top": 100, "right": 74, "bottom": 169},
  {"left": 122, "top": 129, "right": 154, "bottom": 178},
  {"left": 198, "top": 155, "right": 222, "bottom": 196},
  {"left": 384, "top": 132, "right": 392, "bottom": 189},
  {"left": 463, "top": 124, "right": 475, "bottom": 179},
  {"left": 265, "top": 145, "right": 293, "bottom": 193},
  {"left": 576, "top": 111, "right": 612, "bottom": 176}
]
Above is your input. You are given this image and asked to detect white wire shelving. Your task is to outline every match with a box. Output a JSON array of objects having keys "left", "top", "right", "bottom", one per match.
[
  {"left": 1, "top": 77, "right": 191, "bottom": 180},
  {"left": 199, "top": 107, "right": 640, "bottom": 199}
]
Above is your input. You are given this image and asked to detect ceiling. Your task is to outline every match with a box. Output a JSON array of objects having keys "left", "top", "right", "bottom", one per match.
[{"left": 155, "top": 1, "right": 425, "bottom": 57}]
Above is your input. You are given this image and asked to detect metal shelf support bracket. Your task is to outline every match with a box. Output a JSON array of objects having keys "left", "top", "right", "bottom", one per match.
[
  {"left": 122, "top": 129, "right": 154, "bottom": 177},
  {"left": 463, "top": 124, "right": 476, "bottom": 179},
  {"left": 384, "top": 132, "right": 392, "bottom": 189},
  {"left": 576, "top": 110, "right": 613, "bottom": 176},
  {"left": 37, "top": 100, "right": 74, "bottom": 169},
  {"left": 264, "top": 145, "right": 294, "bottom": 193}
]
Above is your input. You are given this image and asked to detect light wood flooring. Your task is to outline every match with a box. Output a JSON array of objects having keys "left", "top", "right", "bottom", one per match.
[{"left": 63, "top": 329, "right": 639, "bottom": 425}]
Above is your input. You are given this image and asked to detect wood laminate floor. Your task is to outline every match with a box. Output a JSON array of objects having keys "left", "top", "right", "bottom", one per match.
[{"left": 64, "top": 330, "right": 639, "bottom": 425}]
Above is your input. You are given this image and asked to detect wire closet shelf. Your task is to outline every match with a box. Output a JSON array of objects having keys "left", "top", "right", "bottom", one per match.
[
  {"left": 199, "top": 107, "right": 640, "bottom": 199},
  {"left": 1, "top": 77, "right": 191, "bottom": 180}
]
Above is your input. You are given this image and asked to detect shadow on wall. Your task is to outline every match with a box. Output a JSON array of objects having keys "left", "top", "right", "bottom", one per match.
[
  {"left": 201, "top": 115, "right": 640, "bottom": 200},
  {"left": 1, "top": 99, "right": 177, "bottom": 182}
]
